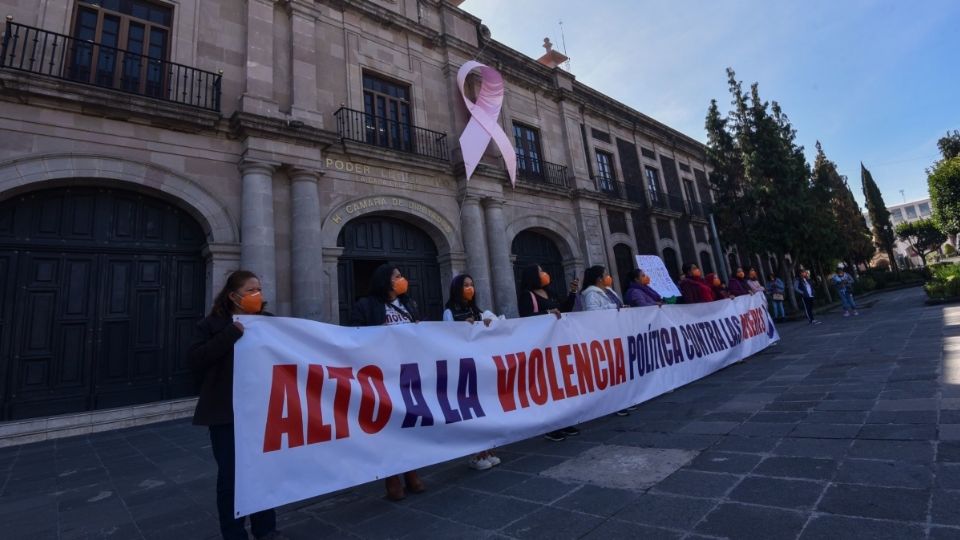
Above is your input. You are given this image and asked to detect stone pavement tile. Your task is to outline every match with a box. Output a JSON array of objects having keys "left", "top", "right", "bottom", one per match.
[
  {"left": 731, "top": 422, "right": 797, "bottom": 437},
  {"left": 789, "top": 423, "right": 862, "bottom": 439},
  {"left": 711, "top": 436, "right": 781, "bottom": 455},
  {"left": 714, "top": 401, "right": 767, "bottom": 413},
  {"left": 937, "top": 464, "right": 960, "bottom": 489},
  {"left": 939, "top": 442, "right": 960, "bottom": 463},
  {"left": 607, "top": 432, "right": 720, "bottom": 451},
  {"left": 727, "top": 476, "right": 826, "bottom": 509},
  {"left": 676, "top": 421, "right": 740, "bottom": 435},
  {"left": 834, "top": 459, "right": 933, "bottom": 489},
  {"left": 502, "top": 506, "right": 604, "bottom": 539},
  {"left": 458, "top": 469, "right": 530, "bottom": 494},
  {"left": 753, "top": 456, "right": 838, "bottom": 480},
  {"left": 684, "top": 452, "right": 762, "bottom": 474},
  {"left": 931, "top": 490, "right": 960, "bottom": 526},
  {"left": 772, "top": 438, "right": 851, "bottom": 459},
  {"left": 940, "top": 410, "right": 960, "bottom": 424},
  {"left": 814, "top": 399, "right": 876, "bottom": 411},
  {"left": 763, "top": 401, "right": 817, "bottom": 412},
  {"left": 930, "top": 526, "right": 960, "bottom": 540},
  {"left": 612, "top": 492, "right": 716, "bottom": 530},
  {"left": 847, "top": 440, "right": 935, "bottom": 462},
  {"left": 541, "top": 446, "right": 696, "bottom": 491},
  {"left": 397, "top": 519, "right": 487, "bottom": 539},
  {"left": 140, "top": 514, "right": 219, "bottom": 540},
  {"left": 500, "top": 476, "right": 578, "bottom": 503},
  {"left": 304, "top": 493, "right": 397, "bottom": 527},
  {"left": 817, "top": 484, "right": 930, "bottom": 522},
  {"left": 873, "top": 399, "right": 939, "bottom": 411},
  {"left": 774, "top": 392, "right": 827, "bottom": 402},
  {"left": 448, "top": 494, "right": 542, "bottom": 530},
  {"left": 496, "top": 455, "right": 568, "bottom": 474},
  {"left": 750, "top": 411, "right": 808, "bottom": 423},
  {"left": 694, "top": 502, "right": 807, "bottom": 539},
  {"left": 580, "top": 519, "right": 682, "bottom": 540},
  {"left": 939, "top": 425, "right": 960, "bottom": 441},
  {"left": 825, "top": 391, "right": 882, "bottom": 400},
  {"left": 857, "top": 424, "right": 938, "bottom": 440},
  {"left": 651, "top": 470, "right": 741, "bottom": 499},
  {"left": 60, "top": 520, "right": 143, "bottom": 540},
  {"left": 525, "top": 440, "right": 595, "bottom": 459},
  {"left": 803, "top": 411, "right": 868, "bottom": 424},
  {"left": 282, "top": 517, "right": 361, "bottom": 539},
  {"left": 866, "top": 411, "right": 938, "bottom": 425},
  {"left": 347, "top": 508, "right": 442, "bottom": 538},
  {"left": 0, "top": 504, "right": 59, "bottom": 539},
  {"left": 799, "top": 515, "right": 926, "bottom": 540},
  {"left": 632, "top": 420, "right": 694, "bottom": 433},
  {"left": 939, "top": 398, "right": 960, "bottom": 410},
  {"left": 552, "top": 485, "right": 640, "bottom": 517},
  {"left": 699, "top": 412, "right": 753, "bottom": 422}
]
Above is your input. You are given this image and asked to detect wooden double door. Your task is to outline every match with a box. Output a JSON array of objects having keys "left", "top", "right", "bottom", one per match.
[{"left": 0, "top": 187, "right": 206, "bottom": 420}]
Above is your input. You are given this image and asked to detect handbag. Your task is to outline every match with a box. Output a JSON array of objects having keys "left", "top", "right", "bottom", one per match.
[{"left": 772, "top": 293, "right": 784, "bottom": 301}]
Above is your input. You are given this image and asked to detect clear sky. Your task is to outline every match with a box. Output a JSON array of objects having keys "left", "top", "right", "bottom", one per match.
[{"left": 460, "top": 0, "right": 960, "bottom": 208}]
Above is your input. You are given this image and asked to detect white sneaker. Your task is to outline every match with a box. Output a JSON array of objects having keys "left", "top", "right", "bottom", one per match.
[
  {"left": 469, "top": 456, "right": 492, "bottom": 470},
  {"left": 485, "top": 454, "right": 501, "bottom": 467},
  {"left": 843, "top": 311, "right": 851, "bottom": 317}
]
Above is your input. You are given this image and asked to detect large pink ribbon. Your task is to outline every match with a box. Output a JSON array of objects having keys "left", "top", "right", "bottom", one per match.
[{"left": 457, "top": 61, "right": 517, "bottom": 186}]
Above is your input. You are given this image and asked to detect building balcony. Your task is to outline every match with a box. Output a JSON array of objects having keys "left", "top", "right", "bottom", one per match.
[
  {"left": 648, "top": 192, "right": 687, "bottom": 214},
  {"left": 334, "top": 107, "right": 449, "bottom": 161},
  {"left": 0, "top": 21, "right": 221, "bottom": 111},
  {"left": 516, "top": 155, "right": 570, "bottom": 189},
  {"left": 595, "top": 178, "right": 645, "bottom": 205},
  {"left": 686, "top": 200, "right": 713, "bottom": 220}
]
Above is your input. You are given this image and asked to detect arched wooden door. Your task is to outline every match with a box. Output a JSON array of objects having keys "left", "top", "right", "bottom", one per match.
[
  {"left": 0, "top": 187, "right": 207, "bottom": 420},
  {"left": 512, "top": 230, "right": 568, "bottom": 299}
]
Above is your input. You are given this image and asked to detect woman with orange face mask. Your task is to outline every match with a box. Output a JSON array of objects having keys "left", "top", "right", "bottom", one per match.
[
  {"left": 678, "top": 263, "right": 715, "bottom": 304},
  {"left": 188, "top": 270, "right": 284, "bottom": 540},
  {"left": 348, "top": 263, "right": 425, "bottom": 500},
  {"left": 580, "top": 265, "right": 621, "bottom": 311},
  {"left": 624, "top": 268, "right": 663, "bottom": 307},
  {"left": 706, "top": 272, "right": 732, "bottom": 300},
  {"left": 727, "top": 267, "right": 752, "bottom": 297}
]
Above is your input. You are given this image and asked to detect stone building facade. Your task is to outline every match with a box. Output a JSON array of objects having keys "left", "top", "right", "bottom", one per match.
[{"left": 0, "top": 0, "right": 717, "bottom": 424}]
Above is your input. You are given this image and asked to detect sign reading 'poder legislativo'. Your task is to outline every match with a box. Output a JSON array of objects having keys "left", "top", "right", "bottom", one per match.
[{"left": 233, "top": 294, "right": 778, "bottom": 516}]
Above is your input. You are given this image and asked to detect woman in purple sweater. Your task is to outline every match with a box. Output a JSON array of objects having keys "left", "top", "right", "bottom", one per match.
[
  {"left": 624, "top": 269, "right": 663, "bottom": 307},
  {"left": 727, "top": 267, "right": 752, "bottom": 297}
]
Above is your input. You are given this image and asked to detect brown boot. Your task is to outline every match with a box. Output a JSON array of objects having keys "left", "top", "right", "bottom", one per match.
[
  {"left": 403, "top": 470, "right": 426, "bottom": 494},
  {"left": 384, "top": 475, "right": 405, "bottom": 501}
]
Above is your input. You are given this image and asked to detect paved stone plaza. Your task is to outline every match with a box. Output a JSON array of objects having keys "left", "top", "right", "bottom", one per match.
[{"left": 2, "top": 286, "right": 959, "bottom": 539}]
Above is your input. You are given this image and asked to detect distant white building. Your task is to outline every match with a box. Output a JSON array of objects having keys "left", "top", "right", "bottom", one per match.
[{"left": 863, "top": 198, "right": 933, "bottom": 267}]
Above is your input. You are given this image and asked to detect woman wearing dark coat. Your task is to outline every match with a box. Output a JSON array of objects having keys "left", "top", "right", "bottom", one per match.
[
  {"left": 624, "top": 268, "right": 663, "bottom": 307},
  {"left": 347, "top": 263, "right": 426, "bottom": 501},
  {"left": 727, "top": 267, "right": 752, "bottom": 297},
  {"left": 678, "top": 263, "right": 714, "bottom": 304},
  {"left": 188, "top": 270, "right": 284, "bottom": 540}
]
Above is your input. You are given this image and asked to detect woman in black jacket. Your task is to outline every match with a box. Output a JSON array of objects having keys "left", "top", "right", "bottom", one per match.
[
  {"left": 348, "top": 263, "right": 426, "bottom": 500},
  {"left": 188, "top": 270, "right": 283, "bottom": 540}
]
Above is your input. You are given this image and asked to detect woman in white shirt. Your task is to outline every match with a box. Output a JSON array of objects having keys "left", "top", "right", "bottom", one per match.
[{"left": 580, "top": 265, "right": 620, "bottom": 311}]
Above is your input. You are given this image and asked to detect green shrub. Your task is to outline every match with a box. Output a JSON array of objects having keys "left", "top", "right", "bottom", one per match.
[
  {"left": 925, "top": 263, "right": 960, "bottom": 299},
  {"left": 946, "top": 244, "right": 957, "bottom": 257}
]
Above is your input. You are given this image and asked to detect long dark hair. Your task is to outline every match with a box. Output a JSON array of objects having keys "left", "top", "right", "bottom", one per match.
[
  {"left": 211, "top": 270, "right": 262, "bottom": 317},
  {"left": 446, "top": 273, "right": 480, "bottom": 311},
  {"left": 519, "top": 264, "right": 543, "bottom": 293},
  {"left": 368, "top": 262, "right": 411, "bottom": 303},
  {"left": 627, "top": 268, "right": 643, "bottom": 282},
  {"left": 582, "top": 265, "right": 606, "bottom": 291}
]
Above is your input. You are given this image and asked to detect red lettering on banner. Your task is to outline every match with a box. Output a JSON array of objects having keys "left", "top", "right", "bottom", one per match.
[
  {"left": 306, "top": 365, "right": 332, "bottom": 444},
  {"left": 263, "top": 365, "right": 305, "bottom": 453},
  {"left": 573, "top": 343, "right": 595, "bottom": 395},
  {"left": 492, "top": 355, "right": 518, "bottom": 412},
  {"left": 591, "top": 341, "right": 609, "bottom": 390},
  {"left": 612, "top": 338, "right": 626, "bottom": 385},
  {"left": 527, "top": 348, "right": 549, "bottom": 405},
  {"left": 516, "top": 352, "right": 530, "bottom": 408},
  {"left": 543, "top": 347, "right": 566, "bottom": 401},
  {"left": 558, "top": 345, "right": 579, "bottom": 398},
  {"left": 357, "top": 365, "right": 392, "bottom": 434},
  {"left": 327, "top": 367, "right": 354, "bottom": 439}
]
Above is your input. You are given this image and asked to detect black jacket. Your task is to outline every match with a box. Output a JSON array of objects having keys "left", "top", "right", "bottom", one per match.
[
  {"left": 517, "top": 289, "right": 576, "bottom": 318},
  {"left": 349, "top": 296, "right": 420, "bottom": 327},
  {"left": 188, "top": 312, "right": 272, "bottom": 426}
]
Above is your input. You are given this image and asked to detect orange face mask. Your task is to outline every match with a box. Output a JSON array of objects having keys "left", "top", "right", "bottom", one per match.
[
  {"left": 691, "top": 269, "right": 702, "bottom": 278},
  {"left": 641, "top": 275, "right": 651, "bottom": 286},
  {"left": 602, "top": 275, "right": 613, "bottom": 288},
  {"left": 393, "top": 277, "right": 409, "bottom": 296},
  {"left": 463, "top": 285, "right": 475, "bottom": 301},
  {"left": 236, "top": 291, "right": 263, "bottom": 314},
  {"left": 539, "top": 271, "right": 551, "bottom": 287},
  {"left": 736, "top": 271, "right": 745, "bottom": 279},
  {"left": 749, "top": 271, "right": 757, "bottom": 279},
  {"left": 713, "top": 278, "right": 722, "bottom": 287}
]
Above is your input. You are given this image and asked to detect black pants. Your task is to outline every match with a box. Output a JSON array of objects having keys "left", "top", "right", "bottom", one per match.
[
  {"left": 209, "top": 424, "right": 276, "bottom": 540},
  {"left": 801, "top": 296, "right": 815, "bottom": 322}
]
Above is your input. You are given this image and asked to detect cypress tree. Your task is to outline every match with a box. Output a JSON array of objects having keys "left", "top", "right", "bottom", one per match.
[{"left": 861, "top": 163, "right": 898, "bottom": 272}]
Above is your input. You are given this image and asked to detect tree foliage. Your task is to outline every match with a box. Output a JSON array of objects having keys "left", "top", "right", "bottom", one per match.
[
  {"left": 861, "top": 164, "right": 899, "bottom": 272},
  {"left": 938, "top": 130, "right": 960, "bottom": 161},
  {"left": 928, "top": 157, "right": 960, "bottom": 235},
  {"left": 810, "top": 143, "right": 875, "bottom": 266},
  {"left": 895, "top": 218, "right": 946, "bottom": 265}
]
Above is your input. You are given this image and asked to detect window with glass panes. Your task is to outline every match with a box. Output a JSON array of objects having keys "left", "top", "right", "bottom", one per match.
[
  {"left": 362, "top": 73, "right": 413, "bottom": 152},
  {"left": 920, "top": 202, "right": 931, "bottom": 216},
  {"left": 513, "top": 123, "right": 543, "bottom": 177},
  {"left": 595, "top": 150, "right": 615, "bottom": 192},
  {"left": 905, "top": 206, "right": 918, "bottom": 219},
  {"left": 645, "top": 167, "right": 661, "bottom": 202},
  {"left": 70, "top": 0, "right": 172, "bottom": 97}
]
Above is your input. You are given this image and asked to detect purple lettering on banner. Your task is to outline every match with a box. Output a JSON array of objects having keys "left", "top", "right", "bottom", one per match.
[
  {"left": 399, "top": 363, "right": 434, "bottom": 428},
  {"left": 435, "top": 360, "right": 462, "bottom": 425},
  {"left": 456, "top": 358, "right": 485, "bottom": 420}
]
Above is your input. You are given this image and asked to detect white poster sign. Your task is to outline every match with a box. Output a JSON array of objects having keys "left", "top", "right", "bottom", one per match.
[
  {"left": 233, "top": 294, "right": 778, "bottom": 516},
  {"left": 635, "top": 254, "right": 683, "bottom": 298}
]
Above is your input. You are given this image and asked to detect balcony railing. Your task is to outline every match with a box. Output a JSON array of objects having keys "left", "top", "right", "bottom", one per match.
[
  {"left": 1, "top": 21, "right": 221, "bottom": 111},
  {"left": 334, "top": 107, "right": 448, "bottom": 161},
  {"left": 648, "top": 192, "right": 686, "bottom": 213},
  {"left": 516, "top": 155, "right": 569, "bottom": 188},
  {"left": 596, "top": 179, "right": 645, "bottom": 204},
  {"left": 687, "top": 200, "right": 713, "bottom": 218}
]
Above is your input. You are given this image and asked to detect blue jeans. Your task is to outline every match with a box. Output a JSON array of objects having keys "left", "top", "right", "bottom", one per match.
[
  {"left": 838, "top": 289, "right": 857, "bottom": 311},
  {"left": 771, "top": 300, "right": 785, "bottom": 319},
  {"left": 209, "top": 424, "right": 277, "bottom": 540}
]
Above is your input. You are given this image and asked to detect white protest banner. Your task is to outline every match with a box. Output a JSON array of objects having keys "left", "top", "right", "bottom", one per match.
[
  {"left": 233, "top": 294, "right": 778, "bottom": 516},
  {"left": 635, "top": 254, "right": 682, "bottom": 298}
]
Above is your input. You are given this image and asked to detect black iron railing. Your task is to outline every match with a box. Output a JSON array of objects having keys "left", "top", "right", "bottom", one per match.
[
  {"left": 516, "top": 154, "right": 569, "bottom": 188},
  {"left": 648, "top": 192, "right": 686, "bottom": 213},
  {"left": 687, "top": 200, "right": 713, "bottom": 218},
  {"left": 596, "top": 179, "right": 645, "bottom": 204},
  {"left": 334, "top": 107, "right": 448, "bottom": 161},
  {"left": 0, "top": 21, "right": 221, "bottom": 111}
]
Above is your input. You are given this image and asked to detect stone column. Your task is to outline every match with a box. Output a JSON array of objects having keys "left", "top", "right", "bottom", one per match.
[
  {"left": 460, "top": 196, "right": 494, "bottom": 311},
  {"left": 290, "top": 168, "right": 324, "bottom": 320},
  {"left": 240, "top": 161, "right": 278, "bottom": 306},
  {"left": 483, "top": 198, "right": 518, "bottom": 318}
]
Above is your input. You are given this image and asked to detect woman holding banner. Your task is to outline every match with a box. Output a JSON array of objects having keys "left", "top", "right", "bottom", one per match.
[
  {"left": 188, "top": 271, "right": 286, "bottom": 540},
  {"left": 348, "top": 263, "right": 426, "bottom": 500},
  {"left": 727, "top": 267, "right": 752, "bottom": 297},
  {"left": 517, "top": 264, "right": 581, "bottom": 441},
  {"left": 678, "top": 263, "right": 714, "bottom": 304},
  {"left": 443, "top": 274, "right": 502, "bottom": 470},
  {"left": 581, "top": 266, "right": 634, "bottom": 417},
  {"left": 624, "top": 268, "right": 663, "bottom": 307}
]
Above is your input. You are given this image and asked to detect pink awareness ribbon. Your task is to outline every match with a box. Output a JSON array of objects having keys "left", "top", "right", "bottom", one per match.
[{"left": 457, "top": 61, "right": 517, "bottom": 186}]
